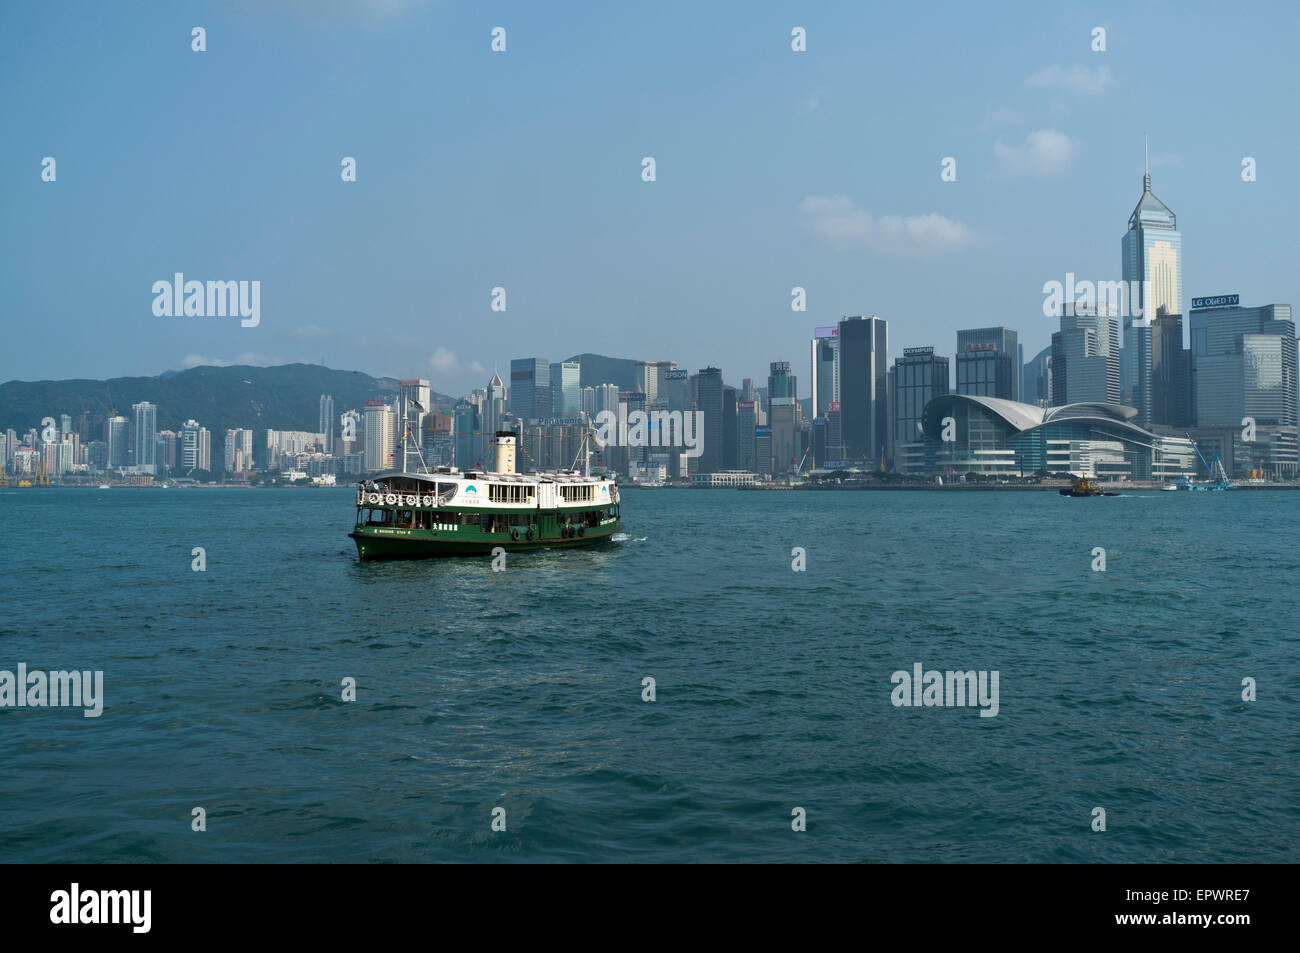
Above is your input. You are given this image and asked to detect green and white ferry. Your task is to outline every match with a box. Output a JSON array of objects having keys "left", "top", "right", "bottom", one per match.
[{"left": 349, "top": 432, "right": 622, "bottom": 560}]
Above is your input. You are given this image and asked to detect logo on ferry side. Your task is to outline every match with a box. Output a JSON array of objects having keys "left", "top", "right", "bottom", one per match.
[{"left": 464, "top": 485, "right": 477, "bottom": 493}]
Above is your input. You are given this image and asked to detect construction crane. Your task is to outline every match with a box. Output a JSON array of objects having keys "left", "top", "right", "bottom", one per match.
[{"left": 1186, "top": 435, "right": 1234, "bottom": 489}]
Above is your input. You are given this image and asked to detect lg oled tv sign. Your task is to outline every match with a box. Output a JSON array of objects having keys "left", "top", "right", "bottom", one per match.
[{"left": 1191, "top": 294, "right": 1239, "bottom": 309}]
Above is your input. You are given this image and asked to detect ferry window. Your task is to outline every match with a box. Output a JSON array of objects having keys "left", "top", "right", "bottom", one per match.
[{"left": 488, "top": 483, "right": 535, "bottom": 503}]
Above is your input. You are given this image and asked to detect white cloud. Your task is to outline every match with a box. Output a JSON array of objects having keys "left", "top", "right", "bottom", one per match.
[
  {"left": 468, "top": 360, "right": 487, "bottom": 375},
  {"left": 799, "top": 195, "right": 975, "bottom": 253},
  {"left": 993, "top": 129, "right": 1075, "bottom": 176},
  {"left": 429, "top": 346, "right": 458, "bottom": 374},
  {"left": 1026, "top": 65, "right": 1112, "bottom": 95}
]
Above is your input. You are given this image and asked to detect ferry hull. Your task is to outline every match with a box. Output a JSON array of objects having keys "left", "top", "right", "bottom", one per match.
[{"left": 350, "top": 520, "right": 622, "bottom": 561}]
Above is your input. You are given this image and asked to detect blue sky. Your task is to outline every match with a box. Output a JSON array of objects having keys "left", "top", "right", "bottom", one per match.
[{"left": 2, "top": 0, "right": 1297, "bottom": 397}]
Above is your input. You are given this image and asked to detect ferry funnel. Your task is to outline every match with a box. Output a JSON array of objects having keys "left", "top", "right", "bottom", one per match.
[{"left": 492, "top": 432, "right": 516, "bottom": 474}]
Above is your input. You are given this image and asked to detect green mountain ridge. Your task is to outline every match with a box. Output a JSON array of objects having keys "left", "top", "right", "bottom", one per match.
[{"left": 0, "top": 364, "right": 457, "bottom": 437}]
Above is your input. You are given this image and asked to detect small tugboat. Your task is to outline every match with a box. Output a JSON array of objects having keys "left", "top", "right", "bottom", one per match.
[
  {"left": 1059, "top": 477, "right": 1121, "bottom": 497},
  {"left": 349, "top": 431, "right": 622, "bottom": 560}
]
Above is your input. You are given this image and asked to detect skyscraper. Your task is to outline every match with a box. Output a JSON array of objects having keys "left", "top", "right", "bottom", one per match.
[
  {"left": 1122, "top": 150, "right": 1182, "bottom": 427},
  {"left": 810, "top": 327, "right": 839, "bottom": 418},
  {"left": 106, "top": 415, "right": 129, "bottom": 469},
  {"left": 891, "top": 347, "right": 950, "bottom": 446},
  {"left": 1191, "top": 302, "right": 1296, "bottom": 428},
  {"left": 509, "top": 358, "right": 550, "bottom": 422},
  {"left": 364, "top": 400, "right": 394, "bottom": 472},
  {"left": 722, "top": 387, "right": 738, "bottom": 470},
  {"left": 180, "top": 420, "right": 210, "bottom": 473},
  {"left": 634, "top": 361, "right": 677, "bottom": 403},
  {"left": 132, "top": 401, "right": 157, "bottom": 474},
  {"left": 696, "top": 367, "right": 724, "bottom": 473},
  {"left": 1022, "top": 345, "right": 1053, "bottom": 407},
  {"left": 837, "top": 315, "right": 889, "bottom": 463},
  {"left": 549, "top": 362, "right": 581, "bottom": 416},
  {"left": 224, "top": 429, "right": 254, "bottom": 474},
  {"left": 767, "top": 361, "right": 796, "bottom": 415},
  {"left": 736, "top": 400, "right": 756, "bottom": 471},
  {"left": 660, "top": 370, "right": 691, "bottom": 413},
  {"left": 1190, "top": 301, "right": 1296, "bottom": 478},
  {"left": 769, "top": 397, "right": 797, "bottom": 474},
  {"left": 319, "top": 395, "right": 335, "bottom": 454},
  {"left": 1050, "top": 304, "right": 1120, "bottom": 406},
  {"left": 453, "top": 399, "right": 478, "bottom": 469},
  {"left": 1152, "top": 312, "right": 1191, "bottom": 426},
  {"left": 955, "top": 327, "right": 1019, "bottom": 400},
  {"left": 396, "top": 380, "right": 430, "bottom": 464}
]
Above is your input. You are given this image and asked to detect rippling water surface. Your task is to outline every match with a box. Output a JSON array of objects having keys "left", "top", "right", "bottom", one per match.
[{"left": 1, "top": 486, "right": 1296, "bottom": 862}]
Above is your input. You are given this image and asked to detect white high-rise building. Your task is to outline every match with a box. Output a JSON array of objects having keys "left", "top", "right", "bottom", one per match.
[
  {"left": 364, "top": 400, "right": 395, "bottom": 472},
  {"left": 180, "top": 419, "right": 211, "bottom": 472},
  {"left": 132, "top": 401, "right": 157, "bottom": 474}
]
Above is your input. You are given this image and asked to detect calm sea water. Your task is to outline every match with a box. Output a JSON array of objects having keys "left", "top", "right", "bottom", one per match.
[{"left": 1, "top": 486, "right": 1296, "bottom": 863}]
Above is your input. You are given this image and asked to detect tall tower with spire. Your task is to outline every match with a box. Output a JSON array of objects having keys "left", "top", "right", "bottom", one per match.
[
  {"left": 1121, "top": 138, "right": 1182, "bottom": 427},
  {"left": 485, "top": 369, "right": 506, "bottom": 459}
]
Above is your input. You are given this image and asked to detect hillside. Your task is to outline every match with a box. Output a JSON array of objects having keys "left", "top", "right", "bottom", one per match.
[{"left": 0, "top": 364, "right": 456, "bottom": 436}]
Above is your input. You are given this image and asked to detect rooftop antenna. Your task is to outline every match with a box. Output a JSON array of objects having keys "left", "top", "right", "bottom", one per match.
[{"left": 1143, "top": 134, "right": 1151, "bottom": 192}]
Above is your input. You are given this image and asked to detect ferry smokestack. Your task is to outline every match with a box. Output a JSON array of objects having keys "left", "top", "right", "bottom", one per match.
[{"left": 492, "top": 432, "right": 516, "bottom": 474}]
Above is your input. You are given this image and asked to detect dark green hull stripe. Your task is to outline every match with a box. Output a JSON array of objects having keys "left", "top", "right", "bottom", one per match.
[{"left": 350, "top": 523, "right": 622, "bottom": 560}]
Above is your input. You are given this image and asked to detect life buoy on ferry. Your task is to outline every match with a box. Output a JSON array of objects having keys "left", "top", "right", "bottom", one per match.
[
  {"left": 405, "top": 495, "right": 416, "bottom": 506},
  {"left": 511, "top": 528, "right": 520, "bottom": 541},
  {"left": 577, "top": 525, "right": 585, "bottom": 537},
  {"left": 526, "top": 528, "right": 534, "bottom": 541},
  {"left": 367, "top": 493, "right": 381, "bottom": 505},
  {"left": 385, "top": 494, "right": 397, "bottom": 505},
  {"left": 421, "top": 495, "right": 432, "bottom": 507}
]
